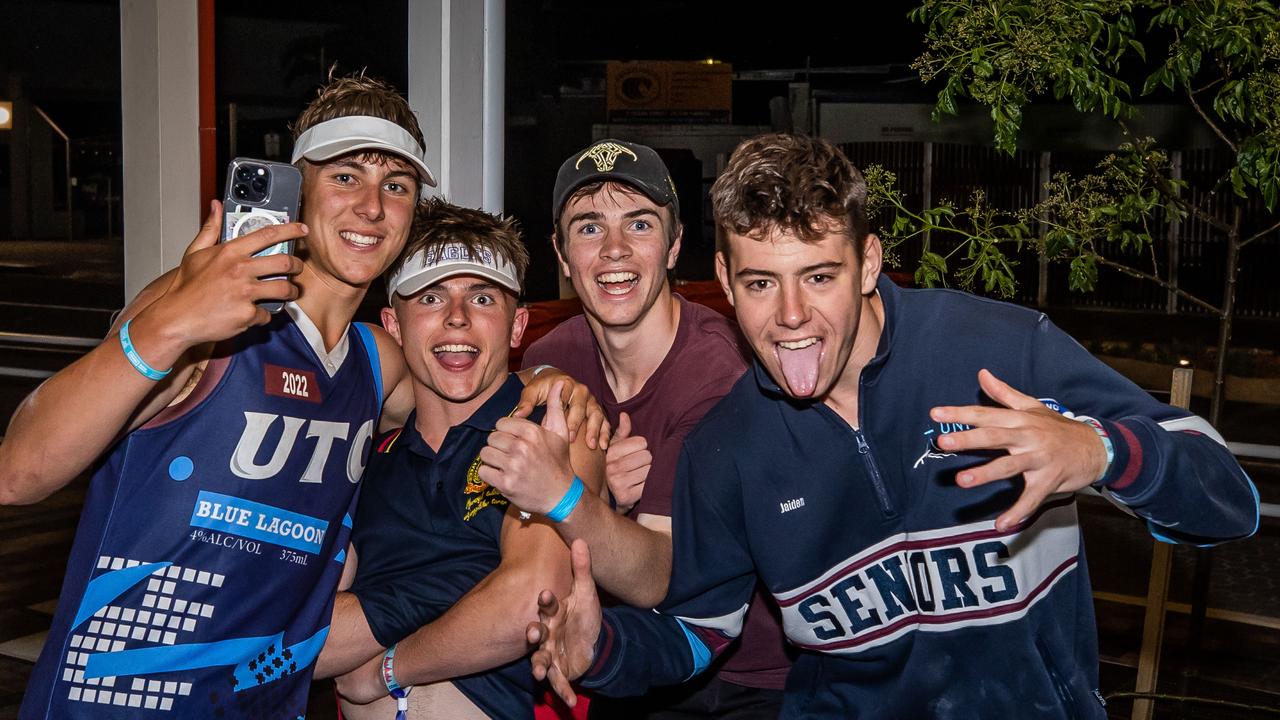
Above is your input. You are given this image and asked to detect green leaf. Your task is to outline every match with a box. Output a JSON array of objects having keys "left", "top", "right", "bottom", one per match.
[
  {"left": 937, "top": 88, "right": 958, "bottom": 117},
  {"left": 1128, "top": 39, "right": 1146, "bottom": 62},
  {"left": 1069, "top": 255, "right": 1099, "bottom": 293},
  {"left": 1042, "top": 229, "right": 1073, "bottom": 258},
  {"left": 1142, "top": 71, "right": 1162, "bottom": 96},
  {"left": 892, "top": 214, "right": 914, "bottom": 235},
  {"left": 1230, "top": 167, "right": 1248, "bottom": 198},
  {"left": 914, "top": 250, "right": 948, "bottom": 288}
]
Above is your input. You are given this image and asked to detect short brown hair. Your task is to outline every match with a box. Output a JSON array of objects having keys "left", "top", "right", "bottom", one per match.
[
  {"left": 292, "top": 71, "right": 426, "bottom": 155},
  {"left": 711, "top": 133, "right": 868, "bottom": 259},
  {"left": 390, "top": 197, "right": 530, "bottom": 293},
  {"left": 554, "top": 181, "right": 681, "bottom": 252}
]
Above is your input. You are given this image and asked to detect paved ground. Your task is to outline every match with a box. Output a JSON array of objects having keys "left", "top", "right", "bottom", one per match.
[{"left": 0, "top": 238, "right": 1276, "bottom": 719}]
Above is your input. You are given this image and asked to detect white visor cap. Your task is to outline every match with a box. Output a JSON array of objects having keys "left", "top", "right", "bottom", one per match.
[
  {"left": 387, "top": 243, "right": 522, "bottom": 303},
  {"left": 292, "top": 115, "right": 437, "bottom": 190}
]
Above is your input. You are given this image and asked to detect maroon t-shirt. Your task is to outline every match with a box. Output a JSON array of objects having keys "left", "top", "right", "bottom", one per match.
[{"left": 522, "top": 295, "right": 793, "bottom": 689}]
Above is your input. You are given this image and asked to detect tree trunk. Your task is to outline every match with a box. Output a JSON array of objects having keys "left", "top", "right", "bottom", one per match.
[{"left": 1209, "top": 207, "right": 1243, "bottom": 428}]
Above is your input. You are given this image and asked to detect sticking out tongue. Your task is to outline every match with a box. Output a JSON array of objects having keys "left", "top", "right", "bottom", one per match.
[
  {"left": 436, "top": 351, "right": 477, "bottom": 369},
  {"left": 777, "top": 341, "right": 822, "bottom": 397}
]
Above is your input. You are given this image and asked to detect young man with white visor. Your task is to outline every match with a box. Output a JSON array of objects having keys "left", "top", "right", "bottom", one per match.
[
  {"left": 4, "top": 74, "right": 597, "bottom": 720},
  {"left": 314, "top": 199, "right": 603, "bottom": 720}
]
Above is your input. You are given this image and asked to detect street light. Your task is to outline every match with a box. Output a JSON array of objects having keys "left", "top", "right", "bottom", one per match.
[{"left": 0, "top": 101, "right": 13, "bottom": 130}]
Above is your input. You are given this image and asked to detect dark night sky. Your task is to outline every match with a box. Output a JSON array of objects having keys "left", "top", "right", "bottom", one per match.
[
  {"left": 508, "top": 1, "right": 923, "bottom": 69},
  {"left": 1, "top": 0, "right": 933, "bottom": 295},
  {"left": 1, "top": 0, "right": 926, "bottom": 135}
]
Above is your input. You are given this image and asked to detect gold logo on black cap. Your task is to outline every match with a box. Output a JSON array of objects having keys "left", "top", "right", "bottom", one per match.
[{"left": 576, "top": 142, "right": 638, "bottom": 172}]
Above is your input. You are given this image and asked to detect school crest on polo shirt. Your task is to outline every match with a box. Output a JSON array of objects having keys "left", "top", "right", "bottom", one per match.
[{"left": 463, "top": 454, "right": 509, "bottom": 522}]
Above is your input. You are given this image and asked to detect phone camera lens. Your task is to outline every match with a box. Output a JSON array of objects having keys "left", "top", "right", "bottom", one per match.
[
  {"left": 233, "top": 184, "right": 249, "bottom": 199},
  {"left": 250, "top": 176, "right": 268, "bottom": 194},
  {"left": 235, "top": 166, "right": 254, "bottom": 182}
]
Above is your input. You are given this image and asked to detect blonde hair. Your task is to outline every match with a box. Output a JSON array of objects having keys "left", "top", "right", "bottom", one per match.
[{"left": 292, "top": 71, "right": 425, "bottom": 150}]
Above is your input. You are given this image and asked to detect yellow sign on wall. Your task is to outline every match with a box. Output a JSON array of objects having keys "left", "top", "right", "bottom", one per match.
[{"left": 606, "top": 62, "right": 732, "bottom": 123}]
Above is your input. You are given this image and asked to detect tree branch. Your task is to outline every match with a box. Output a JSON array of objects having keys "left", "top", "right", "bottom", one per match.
[
  {"left": 1192, "top": 76, "right": 1225, "bottom": 95},
  {"left": 1167, "top": 191, "right": 1234, "bottom": 235},
  {"left": 1142, "top": 157, "right": 1234, "bottom": 235},
  {"left": 1092, "top": 255, "right": 1222, "bottom": 315},
  {"left": 1184, "top": 81, "right": 1237, "bottom": 153},
  {"left": 1208, "top": 169, "right": 1233, "bottom": 197},
  {"left": 1242, "top": 217, "right": 1280, "bottom": 247}
]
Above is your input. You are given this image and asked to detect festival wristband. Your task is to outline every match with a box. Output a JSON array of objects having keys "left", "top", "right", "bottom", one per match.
[
  {"left": 1075, "top": 416, "right": 1114, "bottom": 483},
  {"left": 547, "top": 476, "right": 585, "bottom": 522},
  {"left": 390, "top": 687, "right": 410, "bottom": 720},
  {"left": 380, "top": 643, "right": 403, "bottom": 694},
  {"left": 119, "top": 319, "right": 172, "bottom": 381}
]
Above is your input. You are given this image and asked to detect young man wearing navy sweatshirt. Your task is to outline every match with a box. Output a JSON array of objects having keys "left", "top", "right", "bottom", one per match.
[{"left": 524, "top": 134, "right": 1259, "bottom": 719}]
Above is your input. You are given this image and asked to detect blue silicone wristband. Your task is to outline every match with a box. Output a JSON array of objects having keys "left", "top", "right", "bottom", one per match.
[
  {"left": 119, "top": 319, "right": 172, "bottom": 381},
  {"left": 547, "top": 477, "right": 585, "bottom": 523}
]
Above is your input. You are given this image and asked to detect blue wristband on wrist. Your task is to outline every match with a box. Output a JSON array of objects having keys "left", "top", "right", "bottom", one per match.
[
  {"left": 380, "top": 643, "right": 402, "bottom": 693},
  {"left": 381, "top": 643, "right": 411, "bottom": 719},
  {"left": 119, "top": 319, "right": 172, "bottom": 381},
  {"left": 1076, "top": 416, "right": 1115, "bottom": 483},
  {"left": 547, "top": 477, "right": 585, "bottom": 522}
]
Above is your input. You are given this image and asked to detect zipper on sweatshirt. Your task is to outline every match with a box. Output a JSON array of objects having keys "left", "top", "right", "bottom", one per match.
[{"left": 854, "top": 428, "right": 895, "bottom": 517}]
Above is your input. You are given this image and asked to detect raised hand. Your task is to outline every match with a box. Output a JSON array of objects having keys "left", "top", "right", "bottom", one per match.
[
  {"left": 150, "top": 200, "right": 306, "bottom": 346},
  {"left": 605, "top": 412, "right": 651, "bottom": 514},
  {"left": 514, "top": 368, "right": 611, "bottom": 449},
  {"left": 480, "top": 380, "right": 577, "bottom": 516},
  {"left": 527, "top": 539, "right": 602, "bottom": 707},
  {"left": 929, "top": 369, "right": 1108, "bottom": 532}
]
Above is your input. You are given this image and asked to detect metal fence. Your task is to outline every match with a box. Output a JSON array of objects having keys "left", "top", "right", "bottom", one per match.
[{"left": 840, "top": 142, "right": 1280, "bottom": 318}]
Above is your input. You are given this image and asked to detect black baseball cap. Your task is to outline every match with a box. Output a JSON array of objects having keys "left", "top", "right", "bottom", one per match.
[{"left": 552, "top": 139, "right": 680, "bottom": 226}]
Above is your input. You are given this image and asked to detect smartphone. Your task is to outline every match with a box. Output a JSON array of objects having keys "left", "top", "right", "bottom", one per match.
[{"left": 221, "top": 158, "right": 303, "bottom": 313}]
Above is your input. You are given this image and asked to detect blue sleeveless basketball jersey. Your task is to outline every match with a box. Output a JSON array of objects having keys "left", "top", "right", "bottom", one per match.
[{"left": 21, "top": 306, "right": 383, "bottom": 720}]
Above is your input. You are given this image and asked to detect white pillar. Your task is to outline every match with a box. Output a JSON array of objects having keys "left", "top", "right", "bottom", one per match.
[
  {"left": 408, "top": 0, "right": 505, "bottom": 213},
  {"left": 120, "top": 0, "right": 201, "bottom": 301}
]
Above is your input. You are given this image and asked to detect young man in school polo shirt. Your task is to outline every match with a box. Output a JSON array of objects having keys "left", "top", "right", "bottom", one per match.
[{"left": 314, "top": 199, "right": 604, "bottom": 719}]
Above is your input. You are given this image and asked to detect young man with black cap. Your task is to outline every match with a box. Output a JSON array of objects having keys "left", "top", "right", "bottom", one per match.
[
  {"left": 488, "top": 139, "right": 792, "bottom": 718},
  {"left": 3, "top": 75, "right": 595, "bottom": 720},
  {"left": 313, "top": 199, "right": 603, "bottom": 720}
]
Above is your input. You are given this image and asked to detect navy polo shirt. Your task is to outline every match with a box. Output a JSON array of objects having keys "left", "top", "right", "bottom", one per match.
[{"left": 350, "top": 372, "right": 542, "bottom": 720}]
